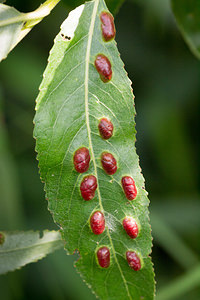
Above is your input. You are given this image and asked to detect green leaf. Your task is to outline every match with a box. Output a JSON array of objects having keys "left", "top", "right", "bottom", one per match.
[
  {"left": 0, "top": 4, "right": 23, "bottom": 61},
  {"left": 151, "top": 213, "right": 199, "bottom": 269},
  {"left": 34, "top": 1, "right": 155, "bottom": 299},
  {"left": 171, "top": 0, "right": 200, "bottom": 59},
  {"left": 0, "top": 230, "right": 63, "bottom": 275},
  {"left": 0, "top": 0, "right": 60, "bottom": 62}
]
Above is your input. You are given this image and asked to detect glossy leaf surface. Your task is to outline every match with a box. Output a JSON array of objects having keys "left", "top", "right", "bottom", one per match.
[
  {"left": 34, "top": 0, "right": 154, "bottom": 299},
  {"left": 0, "top": 230, "right": 63, "bottom": 275},
  {"left": 171, "top": 0, "right": 200, "bottom": 59}
]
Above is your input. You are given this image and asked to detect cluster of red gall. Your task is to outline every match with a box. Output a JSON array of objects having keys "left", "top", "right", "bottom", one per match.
[
  {"left": 94, "top": 11, "right": 115, "bottom": 83},
  {"left": 72, "top": 11, "right": 141, "bottom": 271}
]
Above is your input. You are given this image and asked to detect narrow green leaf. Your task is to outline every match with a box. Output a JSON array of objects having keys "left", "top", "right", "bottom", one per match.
[
  {"left": 157, "top": 264, "right": 200, "bottom": 300},
  {"left": 0, "top": 4, "right": 23, "bottom": 61},
  {"left": 34, "top": 1, "right": 155, "bottom": 299},
  {"left": 0, "top": 0, "right": 60, "bottom": 62},
  {"left": 171, "top": 0, "right": 200, "bottom": 59},
  {"left": 0, "top": 230, "right": 63, "bottom": 275},
  {"left": 151, "top": 213, "right": 199, "bottom": 269}
]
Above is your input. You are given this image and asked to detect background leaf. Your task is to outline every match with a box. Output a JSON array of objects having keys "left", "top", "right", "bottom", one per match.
[
  {"left": 156, "top": 264, "right": 200, "bottom": 300},
  {"left": 151, "top": 213, "right": 199, "bottom": 270},
  {"left": 0, "top": 230, "right": 63, "bottom": 275},
  {"left": 0, "top": 3, "right": 24, "bottom": 61},
  {"left": 34, "top": 0, "right": 155, "bottom": 299},
  {"left": 0, "top": 0, "right": 60, "bottom": 62},
  {"left": 171, "top": 0, "right": 200, "bottom": 59}
]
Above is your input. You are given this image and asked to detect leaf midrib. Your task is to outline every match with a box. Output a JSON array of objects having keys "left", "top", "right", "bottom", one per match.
[{"left": 84, "top": 1, "right": 132, "bottom": 298}]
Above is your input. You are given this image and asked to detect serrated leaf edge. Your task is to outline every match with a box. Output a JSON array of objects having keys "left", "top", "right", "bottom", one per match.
[
  {"left": 0, "top": 230, "right": 63, "bottom": 275},
  {"left": 33, "top": 0, "right": 155, "bottom": 298}
]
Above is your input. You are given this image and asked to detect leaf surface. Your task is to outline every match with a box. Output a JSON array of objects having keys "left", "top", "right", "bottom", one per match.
[
  {"left": 0, "top": 230, "right": 63, "bottom": 275},
  {"left": 34, "top": 1, "right": 155, "bottom": 299},
  {"left": 171, "top": 0, "right": 200, "bottom": 59}
]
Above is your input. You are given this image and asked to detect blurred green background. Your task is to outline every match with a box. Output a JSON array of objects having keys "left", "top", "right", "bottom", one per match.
[{"left": 0, "top": 0, "right": 200, "bottom": 299}]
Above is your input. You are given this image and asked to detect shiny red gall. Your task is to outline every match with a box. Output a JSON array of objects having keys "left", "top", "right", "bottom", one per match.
[
  {"left": 126, "top": 251, "right": 141, "bottom": 271},
  {"left": 73, "top": 147, "right": 90, "bottom": 173},
  {"left": 123, "top": 217, "right": 138, "bottom": 239},
  {"left": 95, "top": 54, "right": 112, "bottom": 82},
  {"left": 90, "top": 211, "right": 105, "bottom": 235},
  {"left": 121, "top": 176, "right": 137, "bottom": 200},
  {"left": 100, "top": 11, "right": 116, "bottom": 42},
  {"left": 98, "top": 118, "right": 113, "bottom": 139},
  {"left": 80, "top": 175, "right": 97, "bottom": 200},
  {"left": 101, "top": 152, "right": 117, "bottom": 175},
  {"left": 97, "top": 247, "right": 110, "bottom": 268}
]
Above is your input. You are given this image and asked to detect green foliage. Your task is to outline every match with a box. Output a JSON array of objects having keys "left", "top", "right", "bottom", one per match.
[
  {"left": 1, "top": 0, "right": 200, "bottom": 299},
  {"left": 151, "top": 213, "right": 198, "bottom": 270},
  {"left": 157, "top": 264, "right": 200, "bottom": 300},
  {"left": 0, "top": 3, "right": 24, "bottom": 61},
  {"left": 0, "top": 0, "right": 60, "bottom": 62},
  {"left": 171, "top": 0, "right": 200, "bottom": 59},
  {"left": 0, "top": 230, "right": 63, "bottom": 275},
  {"left": 34, "top": 0, "right": 155, "bottom": 299}
]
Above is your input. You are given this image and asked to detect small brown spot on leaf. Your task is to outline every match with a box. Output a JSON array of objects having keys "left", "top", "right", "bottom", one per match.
[{"left": 0, "top": 232, "right": 5, "bottom": 245}]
